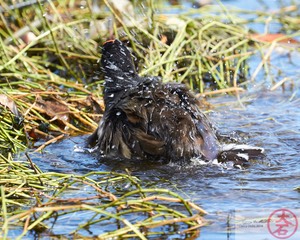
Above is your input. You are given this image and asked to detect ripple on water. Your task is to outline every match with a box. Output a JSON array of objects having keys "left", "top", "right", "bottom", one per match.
[{"left": 28, "top": 90, "right": 300, "bottom": 238}]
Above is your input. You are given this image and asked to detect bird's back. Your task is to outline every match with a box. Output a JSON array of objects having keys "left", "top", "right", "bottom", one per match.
[
  {"left": 88, "top": 39, "right": 263, "bottom": 165},
  {"left": 91, "top": 73, "right": 220, "bottom": 162}
]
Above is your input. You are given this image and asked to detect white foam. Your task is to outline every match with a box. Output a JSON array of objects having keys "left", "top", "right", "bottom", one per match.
[
  {"left": 221, "top": 144, "right": 264, "bottom": 153},
  {"left": 73, "top": 145, "right": 98, "bottom": 153}
]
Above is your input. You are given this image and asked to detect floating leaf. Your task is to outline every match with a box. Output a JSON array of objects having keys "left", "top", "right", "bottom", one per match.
[{"left": 250, "top": 33, "right": 299, "bottom": 44}]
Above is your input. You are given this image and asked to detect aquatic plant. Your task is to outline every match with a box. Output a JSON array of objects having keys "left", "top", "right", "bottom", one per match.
[
  {"left": 1, "top": 0, "right": 299, "bottom": 143},
  {"left": 0, "top": 95, "right": 27, "bottom": 154},
  {"left": 0, "top": 0, "right": 299, "bottom": 238},
  {"left": 0, "top": 153, "right": 206, "bottom": 238}
]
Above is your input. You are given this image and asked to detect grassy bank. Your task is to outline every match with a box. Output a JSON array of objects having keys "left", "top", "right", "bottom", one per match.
[
  {"left": 1, "top": 0, "right": 299, "bottom": 145},
  {"left": 0, "top": 0, "right": 299, "bottom": 238}
]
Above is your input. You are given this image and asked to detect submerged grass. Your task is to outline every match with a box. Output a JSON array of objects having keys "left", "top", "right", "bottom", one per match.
[
  {"left": 0, "top": 105, "right": 27, "bottom": 154},
  {"left": 0, "top": 0, "right": 299, "bottom": 238},
  {"left": 0, "top": 153, "right": 206, "bottom": 238}
]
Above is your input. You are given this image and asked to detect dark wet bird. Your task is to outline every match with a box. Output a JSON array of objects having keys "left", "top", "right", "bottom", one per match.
[{"left": 88, "top": 39, "right": 264, "bottom": 165}]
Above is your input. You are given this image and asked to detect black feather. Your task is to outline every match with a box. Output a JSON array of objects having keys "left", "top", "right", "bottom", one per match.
[{"left": 88, "top": 39, "right": 264, "bottom": 166}]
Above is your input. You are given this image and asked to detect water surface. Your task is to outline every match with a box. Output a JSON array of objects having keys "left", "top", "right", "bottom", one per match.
[
  {"left": 12, "top": 0, "right": 300, "bottom": 238},
  {"left": 33, "top": 87, "right": 300, "bottom": 239},
  {"left": 31, "top": 0, "right": 300, "bottom": 237}
]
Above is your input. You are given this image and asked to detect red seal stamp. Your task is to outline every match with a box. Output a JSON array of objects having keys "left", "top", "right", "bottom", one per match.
[{"left": 267, "top": 208, "right": 298, "bottom": 239}]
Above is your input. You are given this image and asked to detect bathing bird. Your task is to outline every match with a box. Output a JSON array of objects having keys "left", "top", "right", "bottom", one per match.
[{"left": 88, "top": 39, "right": 264, "bottom": 165}]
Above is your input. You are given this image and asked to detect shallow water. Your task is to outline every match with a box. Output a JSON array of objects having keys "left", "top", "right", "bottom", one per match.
[
  {"left": 9, "top": 0, "right": 300, "bottom": 238},
  {"left": 29, "top": 87, "right": 300, "bottom": 239},
  {"left": 29, "top": 19, "right": 300, "bottom": 235}
]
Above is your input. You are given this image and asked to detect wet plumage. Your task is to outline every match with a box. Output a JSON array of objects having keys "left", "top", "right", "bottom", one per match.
[{"left": 88, "top": 39, "right": 263, "bottom": 165}]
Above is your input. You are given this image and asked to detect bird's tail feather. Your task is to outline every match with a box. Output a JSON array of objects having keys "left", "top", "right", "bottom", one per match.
[{"left": 218, "top": 144, "right": 264, "bottom": 166}]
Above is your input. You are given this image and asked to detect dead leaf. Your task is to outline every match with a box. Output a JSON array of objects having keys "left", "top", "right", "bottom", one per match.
[
  {"left": 160, "top": 35, "right": 168, "bottom": 44},
  {"left": 250, "top": 33, "right": 299, "bottom": 44},
  {"left": 85, "top": 95, "right": 104, "bottom": 114},
  {"left": 36, "top": 96, "right": 70, "bottom": 123},
  {"left": 0, "top": 94, "right": 21, "bottom": 116}
]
